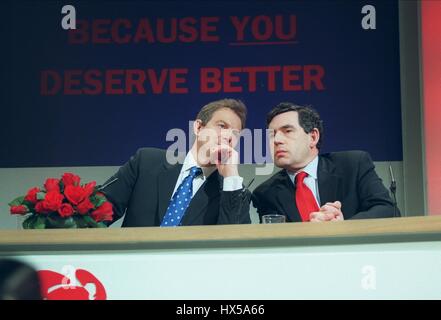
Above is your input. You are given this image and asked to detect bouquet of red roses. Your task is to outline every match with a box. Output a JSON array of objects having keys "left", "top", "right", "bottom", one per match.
[{"left": 9, "top": 173, "right": 114, "bottom": 229}]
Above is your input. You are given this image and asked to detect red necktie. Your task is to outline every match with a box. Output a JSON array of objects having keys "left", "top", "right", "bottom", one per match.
[{"left": 295, "top": 171, "right": 319, "bottom": 222}]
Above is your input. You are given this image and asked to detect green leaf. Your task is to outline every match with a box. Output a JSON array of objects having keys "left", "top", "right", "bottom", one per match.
[
  {"left": 22, "top": 200, "right": 34, "bottom": 208},
  {"left": 73, "top": 215, "right": 88, "bottom": 228},
  {"left": 8, "top": 196, "right": 25, "bottom": 207},
  {"left": 33, "top": 216, "right": 46, "bottom": 229},
  {"left": 96, "top": 222, "right": 107, "bottom": 228},
  {"left": 65, "top": 217, "right": 77, "bottom": 228},
  {"left": 73, "top": 215, "right": 108, "bottom": 228},
  {"left": 46, "top": 216, "right": 77, "bottom": 229},
  {"left": 83, "top": 215, "right": 99, "bottom": 228},
  {"left": 22, "top": 215, "right": 36, "bottom": 229},
  {"left": 90, "top": 195, "right": 106, "bottom": 208}
]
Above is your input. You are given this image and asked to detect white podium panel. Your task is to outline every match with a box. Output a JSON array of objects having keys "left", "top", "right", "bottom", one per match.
[{"left": 1, "top": 216, "right": 441, "bottom": 299}]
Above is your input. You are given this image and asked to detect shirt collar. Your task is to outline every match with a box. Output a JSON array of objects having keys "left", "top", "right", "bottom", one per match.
[
  {"left": 183, "top": 151, "right": 216, "bottom": 178},
  {"left": 288, "top": 155, "right": 319, "bottom": 183}
]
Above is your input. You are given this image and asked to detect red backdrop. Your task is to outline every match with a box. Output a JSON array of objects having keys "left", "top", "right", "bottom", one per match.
[{"left": 421, "top": 0, "right": 441, "bottom": 215}]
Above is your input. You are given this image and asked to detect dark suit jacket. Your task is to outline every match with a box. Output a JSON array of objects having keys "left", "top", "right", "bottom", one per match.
[
  {"left": 252, "top": 151, "right": 399, "bottom": 222},
  {"left": 102, "top": 148, "right": 251, "bottom": 227}
]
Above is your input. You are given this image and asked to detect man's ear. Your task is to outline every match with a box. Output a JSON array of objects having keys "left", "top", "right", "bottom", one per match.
[
  {"left": 193, "top": 119, "right": 204, "bottom": 136},
  {"left": 309, "top": 128, "right": 320, "bottom": 148}
]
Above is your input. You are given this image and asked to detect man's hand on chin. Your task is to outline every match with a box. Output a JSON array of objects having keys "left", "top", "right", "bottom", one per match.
[{"left": 211, "top": 145, "right": 239, "bottom": 177}]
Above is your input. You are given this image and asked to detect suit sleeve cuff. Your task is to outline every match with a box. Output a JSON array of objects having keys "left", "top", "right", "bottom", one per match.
[{"left": 222, "top": 176, "right": 244, "bottom": 191}]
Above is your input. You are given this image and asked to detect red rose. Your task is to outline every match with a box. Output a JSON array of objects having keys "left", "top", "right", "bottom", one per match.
[
  {"left": 24, "top": 187, "right": 40, "bottom": 203},
  {"left": 91, "top": 202, "right": 113, "bottom": 222},
  {"left": 35, "top": 201, "right": 50, "bottom": 214},
  {"left": 44, "top": 178, "right": 60, "bottom": 192},
  {"left": 83, "top": 181, "right": 96, "bottom": 198},
  {"left": 62, "top": 173, "right": 81, "bottom": 187},
  {"left": 77, "top": 198, "right": 95, "bottom": 215},
  {"left": 58, "top": 203, "right": 74, "bottom": 218},
  {"left": 64, "top": 185, "right": 87, "bottom": 205},
  {"left": 10, "top": 205, "right": 28, "bottom": 215},
  {"left": 41, "top": 191, "right": 64, "bottom": 212}
]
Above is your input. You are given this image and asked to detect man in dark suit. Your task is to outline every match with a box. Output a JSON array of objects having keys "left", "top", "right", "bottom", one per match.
[
  {"left": 102, "top": 99, "right": 251, "bottom": 227},
  {"left": 252, "top": 102, "right": 399, "bottom": 223}
]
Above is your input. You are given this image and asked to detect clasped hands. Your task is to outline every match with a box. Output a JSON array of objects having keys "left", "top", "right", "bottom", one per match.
[{"left": 309, "top": 201, "right": 344, "bottom": 222}]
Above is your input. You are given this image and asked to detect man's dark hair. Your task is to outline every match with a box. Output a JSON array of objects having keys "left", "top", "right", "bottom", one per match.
[
  {"left": 197, "top": 99, "right": 247, "bottom": 129},
  {"left": 0, "top": 259, "right": 42, "bottom": 300},
  {"left": 266, "top": 102, "right": 324, "bottom": 149}
]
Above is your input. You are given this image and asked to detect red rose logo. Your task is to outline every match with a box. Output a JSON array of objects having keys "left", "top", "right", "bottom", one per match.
[
  {"left": 62, "top": 173, "right": 81, "bottom": 187},
  {"left": 91, "top": 202, "right": 113, "bottom": 222},
  {"left": 38, "top": 269, "right": 107, "bottom": 300}
]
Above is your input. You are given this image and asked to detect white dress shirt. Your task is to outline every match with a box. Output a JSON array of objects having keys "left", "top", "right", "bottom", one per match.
[
  {"left": 171, "top": 151, "right": 244, "bottom": 198},
  {"left": 288, "top": 156, "right": 321, "bottom": 207}
]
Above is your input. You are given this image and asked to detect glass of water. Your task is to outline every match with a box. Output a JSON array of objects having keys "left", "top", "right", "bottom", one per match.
[{"left": 261, "top": 214, "right": 286, "bottom": 224}]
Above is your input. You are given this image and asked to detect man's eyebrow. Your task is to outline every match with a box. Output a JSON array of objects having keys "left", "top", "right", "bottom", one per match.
[
  {"left": 216, "top": 119, "right": 243, "bottom": 132},
  {"left": 270, "top": 124, "right": 295, "bottom": 131},
  {"left": 216, "top": 120, "right": 229, "bottom": 126}
]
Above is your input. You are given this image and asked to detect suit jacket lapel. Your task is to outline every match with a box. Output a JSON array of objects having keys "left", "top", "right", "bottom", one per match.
[
  {"left": 274, "top": 171, "right": 302, "bottom": 222},
  {"left": 157, "top": 162, "right": 182, "bottom": 224},
  {"left": 317, "top": 156, "right": 341, "bottom": 205},
  {"left": 180, "top": 171, "right": 221, "bottom": 225}
]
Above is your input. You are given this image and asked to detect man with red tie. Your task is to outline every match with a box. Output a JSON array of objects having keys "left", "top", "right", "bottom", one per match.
[{"left": 252, "top": 102, "right": 399, "bottom": 222}]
